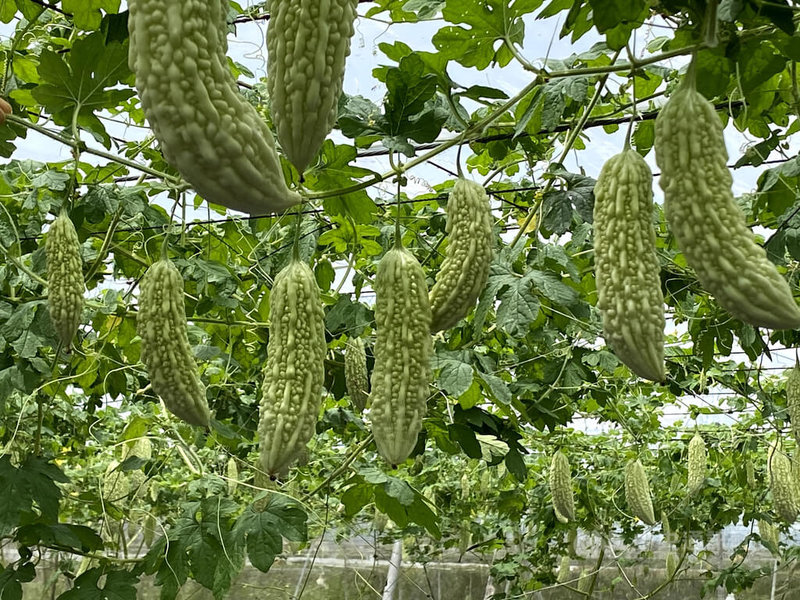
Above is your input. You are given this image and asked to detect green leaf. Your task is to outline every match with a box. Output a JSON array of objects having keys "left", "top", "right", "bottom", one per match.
[
  {"left": 341, "top": 483, "right": 374, "bottom": 517},
  {"left": 0, "top": 562, "right": 35, "bottom": 600},
  {"left": 694, "top": 48, "right": 732, "bottom": 99},
  {"left": 16, "top": 523, "right": 103, "bottom": 553},
  {"left": 0, "top": 456, "right": 68, "bottom": 535},
  {"left": 374, "top": 480, "right": 440, "bottom": 537},
  {"left": 497, "top": 276, "right": 541, "bottom": 336},
  {"left": 57, "top": 567, "right": 138, "bottom": 600},
  {"left": 434, "top": 350, "right": 474, "bottom": 398},
  {"left": 305, "top": 143, "right": 377, "bottom": 223},
  {"left": 737, "top": 41, "right": 786, "bottom": 101},
  {"left": 32, "top": 32, "right": 133, "bottom": 145},
  {"left": 383, "top": 54, "right": 447, "bottom": 152},
  {"left": 433, "top": 0, "right": 544, "bottom": 69},
  {"left": 527, "top": 270, "right": 579, "bottom": 307},
  {"left": 479, "top": 372, "right": 512, "bottom": 405},
  {"left": 233, "top": 495, "right": 307, "bottom": 573}
]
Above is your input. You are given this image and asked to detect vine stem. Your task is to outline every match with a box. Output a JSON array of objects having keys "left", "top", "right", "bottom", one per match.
[
  {"left": 302, "top": 433, "right": 374, "bottom": 500},
  {"left": 305, "top": 76, "right": 543, "bottom": 201},
  {"left": 510, "top": 48, "right": 623, "bottom": 248},
  {"left": 85, "top": 207, "right": 124, "bottom": 281},
  {"left": 6, "top": 114, "right": 182, "bottom": 185}
]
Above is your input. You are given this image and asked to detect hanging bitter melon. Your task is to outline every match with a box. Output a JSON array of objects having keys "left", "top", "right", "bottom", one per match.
[
  {"left": 687, "top": 433, "right": 707, "bottom": 494},
  {"left": 369, "top": 246, "right": 433, "bottom": 466},
  {"left": 593, "top": 148, "right": 665, "bottom": 381},
  {"left": 128, "top": 0, "right": 301, "bottom": 214},
  {"left": 137, "top": 259, "right": 211, "bottom": 426},
  {"left": 653, "top": 69, "right": 800, "bottom": 329},
  {"left": 267, "top": 0, "right": 359, "bottom": 173},
  {"left": 46, "top": 213, "right": 84, "bottom": 349},
  {"left": 786, "top": 365, "right": 800, "bottom": 445},
  {"left": 549, "top": 451, "right": 576, "bottom": 524},
  {"left": 345, "top": 336, "right": 369, "bottom": 412},
  {"left": 769, "top": 441, "right": 799, "bottom": 524},
  {"left": 429, "top": 178, "right": 494, "bottom": 332},
  {"left": 625, "top": 459, "right": 656, "bottom": 525},
  {"left": 258, "top": 259, "right": 327, "bottom": 477}
]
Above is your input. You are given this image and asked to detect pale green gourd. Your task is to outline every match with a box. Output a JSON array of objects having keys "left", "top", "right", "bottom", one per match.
[
  {"left": 687, "top": 433, "right": 706, "bottom": 494},
  {"left": 429, "top": 179, "right": 494, "bottom": 332},
  {"left": 128, "top": 0, "right": 301, "bottom": 214},
  {"left": 786, "top": 365, "right": 800, "bottom": 445},
  {"left": 654, "top": 71, "right": 800, "bottom": 329},
  {"left": 666, "top": 551, "right": 678, "bottom": 579},
  {"left": 556, "top": 556, "right": 571, "bottom": 584},
  {"left": 549, "top": 451, "right": 576, "bottom": 524},
  {"left": 137, "top": 260, "right": 211, "bottom": 427},
  {"left": 345, "top": 336, "right": 369, "bottom": 412},
  {"left": 758, "top": 519, "right": 779, "bottom": 553},
  {"left": 267, "top": 0, "right": 359, "bottom": 173},
  {"left": 625, "top": 459, "right": 656, "bottom": 525},
  {"left": 370, "top": 246, "right": 433, "bottom": 466},
  {"left": 769, "top": 441, "right": 799, "bottom": 524},
  {"left": 593, "top": 148, "right": 664, "bottom": 381},
  {"left": 258, "top": 259, "right": 326, "bottom": 477},
  {"left": 226, "top": 457, "right": 239, "bottom": 495},
  {"left": 46, "top": 213, "right": 84, "bottom": 349}
]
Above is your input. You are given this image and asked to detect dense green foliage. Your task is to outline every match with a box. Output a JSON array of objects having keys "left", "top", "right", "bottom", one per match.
[{"left": 0, "top": 0, "right": 799, "bottom": 598}]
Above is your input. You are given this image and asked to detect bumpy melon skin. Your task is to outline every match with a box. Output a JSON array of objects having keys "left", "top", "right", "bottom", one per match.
[
  {"left": 127, "top": 0, "right": 301, "bottom": 214},
  {"left": 769, "top": 442, "right": 799, "bottom": 524},
  {"left": 429, "top": 179, "right": 494, "bottom": 332},
  {"left": 666, "top": 551, "right": 678, "bottom": 579},
  {"left": 267, "top": 0, "right": 359, "bottom": 173},
  {"left": 625, "top": 459, "right": 656, "bottom": 525},
  {"left": 370, "top": 247, "right": 433, "bottom": 466},
  {"left": 46, "top": 213, "right": 84, "bottom": 349},
  {"left": 556, "top": 555, "right": 571, "bottom": 583},
  {"left": 593, "top": 149, "right": 665, "bottom": 381},
  {"left": 786, "top": 366, "right": 800, "bottom": 445},
  {"left": 687, "top": 433, "right": 707, "bottom": 494},
  {"left": 137, "top": 260, "right": 211, "bottom": 427},
  {"left": 549, "top": 451, "right": 576, "bottom": 524},
  {"left": 758, "top": 519, "right": 779, "bottom": 552},
  {"left": 345, "top": 336, "right": 369, "bottom": 412},
  {"left": 654, "top": 82, "right": 800, "bottom": 329},
  {"left": 258, "top": 260, "right": 326, "bottom": 477}
]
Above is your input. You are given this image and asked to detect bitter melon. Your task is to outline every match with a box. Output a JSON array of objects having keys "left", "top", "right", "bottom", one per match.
[
  {"left": 769, "top": 441, "right": 799, "bottom": 523},
  {"left": 687, "top": 433, "right": 706, "bottom": 494},
  {"left": 556, "top": 555, "right": 571, "bottom": 583},
  {"left": 786, "top": 365, "right": 800, "bottom": 445},
  {"left": 666, "top": 551, "right": 678, "bottom": 579},
  {"left": 46, "top": 213, "right": 84, "bottom": 348},
  {"left": 549, "top": 451, "right": 576, "bottom": 524},
  {"left": 267, "top": 0, "right": 359, "bottom": 173},
  {"left": 429, "top": 179, "right": 494, "bottom": 331},
  {"left": 226, "top": 457, "right": 238, "bottom": 495},
  {"left": 758, "top": 519, "right": 779, "bottom": 552},
  {"left": 625, "top": 459, "right": 656, "bottom": 525},
  {"left": 593, "top": 148, "right": 664, "bottom": 381},
  {"left": 127, "top": 0, "right": 301, "bottom": 214},
  {"left": 654, "top": 71, "right": 800, "bottom": 329},
  {"left": 258, "top": 259, "right": 326, "bottom": 477},
  {"left": 370, "top": 246, "right": 433, "bottom": 466},
  {"left": 137, "top": 259, "right": 211, "bottom": 427},
  {"left": 345, "top": 336, "right": 369, "bottom": 412}
]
